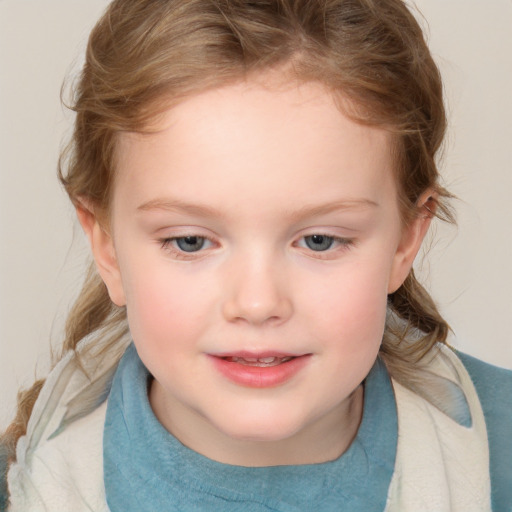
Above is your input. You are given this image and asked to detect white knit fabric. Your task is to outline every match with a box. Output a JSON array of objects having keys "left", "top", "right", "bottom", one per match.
[
  {"left": 8, "top": 402, "right": 108, "bottom": 512},
  {"left": 7, "top": 331, "right": 127, "bottom": 512}
]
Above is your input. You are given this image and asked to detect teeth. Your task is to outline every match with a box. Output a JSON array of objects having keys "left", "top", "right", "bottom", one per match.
[
  {"left": 225, "top": 356, "right": 294, "bottom": 367},
  {"left": 258, "top": 357, "right": 276, "bottom": 363}
]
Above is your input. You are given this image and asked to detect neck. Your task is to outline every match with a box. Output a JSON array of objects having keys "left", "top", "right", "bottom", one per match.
[{"left": 149, "top": 380, "right": 364, "bottom": 467}]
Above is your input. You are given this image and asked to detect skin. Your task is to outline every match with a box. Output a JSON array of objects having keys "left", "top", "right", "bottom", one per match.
[{"left": 78, "top": 74, "right": 432, "bottom": 467}]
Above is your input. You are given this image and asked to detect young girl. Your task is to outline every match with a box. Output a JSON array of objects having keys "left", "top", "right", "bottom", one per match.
[{"left": 1, "top": 0, "right": 511, "bottom": 510}]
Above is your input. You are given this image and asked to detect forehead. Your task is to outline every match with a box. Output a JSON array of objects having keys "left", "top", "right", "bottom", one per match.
[{"left": 114, "top": 78, "right": 396, "bottom": 217}]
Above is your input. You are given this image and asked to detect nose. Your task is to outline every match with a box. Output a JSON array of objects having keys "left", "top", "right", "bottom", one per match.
[{"left": 221, "top": 253, "right": 293, "bottom": 326}]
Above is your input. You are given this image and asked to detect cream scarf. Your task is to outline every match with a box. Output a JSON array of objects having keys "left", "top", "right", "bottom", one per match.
[
  {"left": 385, "top": 344, "right": 491, "bottom": 511},
  {"left": 7, "top": 337, "right": 491, "bottom": 511}
]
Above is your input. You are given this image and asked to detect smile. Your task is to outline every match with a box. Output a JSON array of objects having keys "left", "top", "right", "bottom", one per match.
[{"left": 208, "top": 353, "right": 311, "bottom": 388}]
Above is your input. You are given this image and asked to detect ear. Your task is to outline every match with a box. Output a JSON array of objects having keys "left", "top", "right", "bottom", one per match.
[
  {"left": 75, "top": 201, "right": 126, "bottom": 306},
  {"left": 387, "top": 192, "right": 436, "bottom": 294}
]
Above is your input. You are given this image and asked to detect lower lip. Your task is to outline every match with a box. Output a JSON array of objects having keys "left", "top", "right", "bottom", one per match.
[{"left": 209, "top": 355, "right": 311, "bottom": 388}]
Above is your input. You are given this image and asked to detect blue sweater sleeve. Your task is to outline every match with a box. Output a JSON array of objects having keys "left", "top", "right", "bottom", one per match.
[{"left": 458, "top": 352, "right": 512, "bottom": 511}]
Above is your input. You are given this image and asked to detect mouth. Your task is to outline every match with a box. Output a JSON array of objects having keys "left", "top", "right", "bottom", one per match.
[{"left": 209, "top": 352, "right": 311, "bottom": 388}]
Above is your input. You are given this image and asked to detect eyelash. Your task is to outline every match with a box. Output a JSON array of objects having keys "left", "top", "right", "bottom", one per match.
[
  {"left": 295, "top": 235, "right": 355, "bottom": 259},
  {"left": 159, "top": 235, "right": 216, "bottom": 260}
]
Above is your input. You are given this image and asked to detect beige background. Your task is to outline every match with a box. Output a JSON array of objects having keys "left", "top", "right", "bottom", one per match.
[{"left": 1, "top": 0, "right": 511, "bottom": 429}]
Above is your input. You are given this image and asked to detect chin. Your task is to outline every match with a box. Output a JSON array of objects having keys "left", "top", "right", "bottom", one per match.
[{"left": 212, "top": 409, "right": 307, "bottom": 443}]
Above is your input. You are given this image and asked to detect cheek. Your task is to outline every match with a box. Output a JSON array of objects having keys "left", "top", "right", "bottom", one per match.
[
  {"left": 119, "top": 257, "right": 214, "bottom": 350},
  {"left": 300, "top": 259, "right": 391, "bottom": 348}
]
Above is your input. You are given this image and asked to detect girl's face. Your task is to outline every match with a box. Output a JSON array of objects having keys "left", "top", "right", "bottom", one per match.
[{"left": 87, "top": 76, "right": 429, "bottom": 466}]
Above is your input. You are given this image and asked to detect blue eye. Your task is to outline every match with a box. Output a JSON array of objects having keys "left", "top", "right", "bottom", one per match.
[
  {"left": 174, "top": 236, "right": 206, "bottom": 252},
  {"left": 303, "top": 234, "right": 334, "bottom": 251}
]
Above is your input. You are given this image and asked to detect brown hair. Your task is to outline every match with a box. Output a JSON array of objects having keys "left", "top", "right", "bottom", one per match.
[{"left": 2, "top": 0, "right": 454, "bottom": 466}]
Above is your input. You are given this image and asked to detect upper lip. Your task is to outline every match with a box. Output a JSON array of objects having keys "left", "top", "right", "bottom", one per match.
[{"left": 210, "top": 351, "right": 306, "bottom": 359}]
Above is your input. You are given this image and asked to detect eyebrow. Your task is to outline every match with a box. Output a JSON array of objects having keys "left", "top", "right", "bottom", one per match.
[
  {"left": 290, "top": 199, "right": 379, "bottom": 219},
  {"left": 136, "top": 197, "right": 379, "bottom": 220},
  {"left": 137, "top": 198, "right": 222, "bottom": 218}
]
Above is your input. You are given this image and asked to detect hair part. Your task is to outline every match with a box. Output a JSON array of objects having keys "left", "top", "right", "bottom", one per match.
[{"left": 3, "top": 0, "right": 454, "bottom": 467}]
